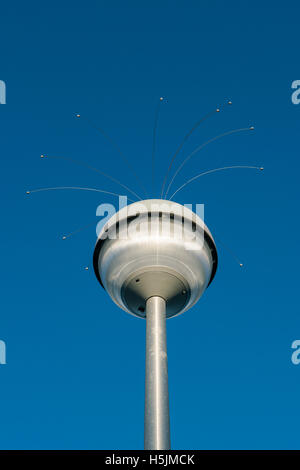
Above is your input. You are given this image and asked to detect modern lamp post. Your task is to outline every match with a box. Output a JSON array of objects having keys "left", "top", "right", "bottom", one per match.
[{"left": 93, "top": 199, "right": 217, "bottom": 449}]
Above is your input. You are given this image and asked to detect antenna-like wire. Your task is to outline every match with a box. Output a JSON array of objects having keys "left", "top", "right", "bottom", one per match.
[
  {"left": 61, "top": 221, "right": 96, "bottom": 240},
  {"left": 164, "top": 126, "right": 254, "bottom": 199},
  {"left": 152, "top": 97, "right": 164, "bottom": 195},
  {"left": 213, "top": 233, "right": 244, "bottom": 267},
  {"left": 26, "top": 186, "right": 136, "bottom": 203},
  {"left": 169, "top": 165, "right": 263, "bottom": 200},
  {"left": 160, "top": 100, "right": 232, "bottom": 199},
  {"left": 75, "top": 114, "right": 148, "bottom": 198},
  {"left": 40, "top": 154, "right": 142, "bottom": 201}
]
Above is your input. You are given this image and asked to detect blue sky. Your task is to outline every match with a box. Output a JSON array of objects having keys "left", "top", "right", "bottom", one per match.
[{"left": 0, "top": 0, "right": 300, "bottom": 449}]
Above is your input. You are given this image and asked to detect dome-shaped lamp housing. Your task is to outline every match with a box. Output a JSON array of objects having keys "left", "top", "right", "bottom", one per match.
[{"left": 93, "top": 199, "right": 217, "bottom": 318}]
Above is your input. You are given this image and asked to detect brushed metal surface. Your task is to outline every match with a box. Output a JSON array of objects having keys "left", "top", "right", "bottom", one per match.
[
  {"left": 94, "top": 199, "right": 217, "bottom": 318},
  {"left": 144, "top": 296, "right": 170, "bottom": 450}
]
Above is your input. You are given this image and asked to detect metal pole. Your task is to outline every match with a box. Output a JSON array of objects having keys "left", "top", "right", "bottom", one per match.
[{"left": 144, "top": 296, "right": 170, "bottom": 450}]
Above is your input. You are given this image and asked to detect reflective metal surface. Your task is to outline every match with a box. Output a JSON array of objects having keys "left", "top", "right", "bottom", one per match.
[
  {"left": 93, "top": 199, "right": 217, "bottom": 318},
  {"left": 144, "top": 296, "right": 170, "bottom": 450},
  {"left": 92, "top": 200, "right": 218, "bottom": 449}
]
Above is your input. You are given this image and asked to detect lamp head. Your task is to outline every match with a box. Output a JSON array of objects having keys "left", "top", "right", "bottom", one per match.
[{"left": 93, "top": 199, "right": 217, "bottom": 318}]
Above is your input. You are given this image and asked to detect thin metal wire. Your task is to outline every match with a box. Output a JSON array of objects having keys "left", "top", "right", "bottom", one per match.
[
  {"left": 213, "top": 233, "right": 244, "bottom": 267},
  {"left": 160, "top": 101, "right": 232, "bottom": 199},
  {"left": 76, "top": 114, "right": 148, "bottom": 198},
  {"left": 164, "top": 127, "right": 254, "bottom": 199},
  {"left": 169, "top": 165, "right": 263, "bottom": 200},
  {"left": 26, "top": 186, "right": 136, "bottom": 203},
  {"left": 61, "top": 221, "right": 96, "bottom": 240},
  {"left": 40, "top": 154, "right": 142, "bottom": 201}
]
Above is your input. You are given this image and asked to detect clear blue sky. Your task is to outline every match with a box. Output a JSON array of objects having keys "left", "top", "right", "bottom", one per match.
[{"left": 0, "top": 0, "right": 300, "bottom": 450}]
